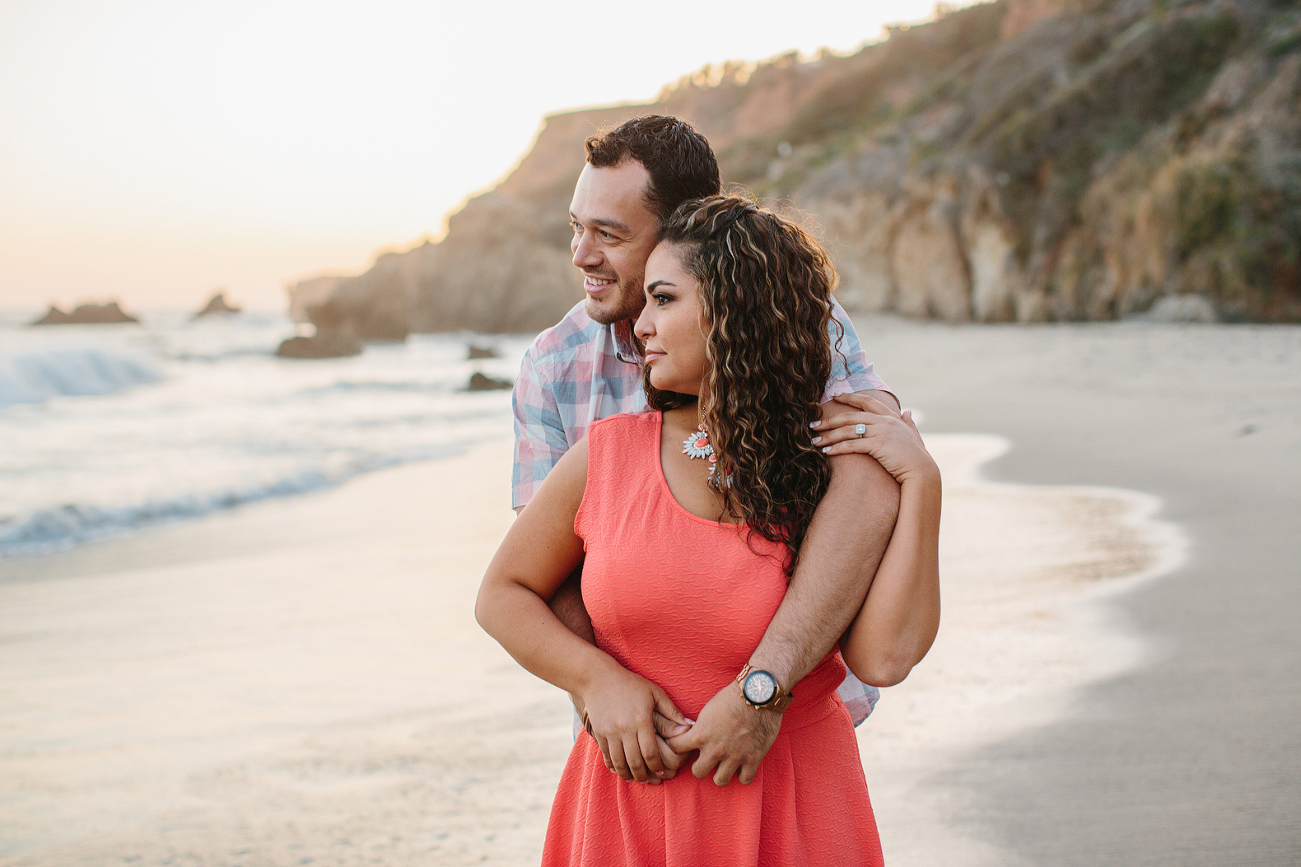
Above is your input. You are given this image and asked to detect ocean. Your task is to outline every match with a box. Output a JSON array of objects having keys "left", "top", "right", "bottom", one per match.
[{"left": 0, "top": 310, "right": 531, "bottom": 559}]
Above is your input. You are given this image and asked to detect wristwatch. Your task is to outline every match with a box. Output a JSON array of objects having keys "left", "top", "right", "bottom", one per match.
[{"left": 736, "top": 663, "right": 793, "bottom": 712}]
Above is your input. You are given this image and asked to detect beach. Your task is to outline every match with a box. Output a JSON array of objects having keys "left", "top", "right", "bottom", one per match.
[{"left": 1, "top": 318, "right": 1298, "bottom": 865}]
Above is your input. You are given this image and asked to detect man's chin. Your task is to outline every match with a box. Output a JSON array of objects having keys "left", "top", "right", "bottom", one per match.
[{"left": 585, "top": 296, "right": 632, "bottom": 326}]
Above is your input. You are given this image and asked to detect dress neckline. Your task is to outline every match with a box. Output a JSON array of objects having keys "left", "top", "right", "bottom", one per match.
[{"left": 651, "top": 412, "right": 743, "bottom": 528}]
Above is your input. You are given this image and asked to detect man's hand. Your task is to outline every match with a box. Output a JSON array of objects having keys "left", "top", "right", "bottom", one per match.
[
  {"left": 651, "top": 712, "right": 691, "bottom": 781},
  {"left": 666, "top": 682, "right": 780, "bottom": 786}
]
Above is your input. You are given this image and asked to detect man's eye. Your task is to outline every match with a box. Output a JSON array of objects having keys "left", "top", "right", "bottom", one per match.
[
  {"left": 570, "top": 222, "right": 582, "bottom": 233},
  {"left": 599, "top": 230, "right": 614, "bottom": 240}
]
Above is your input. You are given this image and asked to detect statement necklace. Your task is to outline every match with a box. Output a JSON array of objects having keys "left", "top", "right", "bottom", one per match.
[{"left": 682, "top": 423, "right": 729, "bottom": 487}]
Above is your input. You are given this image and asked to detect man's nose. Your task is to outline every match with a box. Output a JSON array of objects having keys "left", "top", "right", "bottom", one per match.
[{"left": 572, "top": 231, "right": 600, "bottom": 269}]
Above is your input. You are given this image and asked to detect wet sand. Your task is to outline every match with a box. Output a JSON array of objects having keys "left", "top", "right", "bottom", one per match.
[
  {"left": 851, "top": 317, "right": 1301, "bottom": 866},
  {"left": 1, "top": 319, "right": 1296, "bottom": 865}
]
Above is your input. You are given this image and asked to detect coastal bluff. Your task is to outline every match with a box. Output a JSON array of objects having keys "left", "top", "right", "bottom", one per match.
[{"left": 289, "top": 0, "right": 1300, "bottom": 332}]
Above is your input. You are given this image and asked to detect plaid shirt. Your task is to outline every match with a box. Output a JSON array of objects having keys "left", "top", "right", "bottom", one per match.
[{"left": 513, "top": 297, "right": 888, "bottom": 725}]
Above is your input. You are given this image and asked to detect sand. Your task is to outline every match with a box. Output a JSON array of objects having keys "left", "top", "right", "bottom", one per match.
[
  {"left": 1, "top": 318, "right": 1297, "bottom": 866},
  {"left": 850, "top": 318, "right": 1301, "bottom": 866}
]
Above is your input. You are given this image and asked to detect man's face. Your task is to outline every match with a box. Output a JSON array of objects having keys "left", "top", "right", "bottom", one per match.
[{"left": 569, "top": 161, "right": 661, "bottom": 325}]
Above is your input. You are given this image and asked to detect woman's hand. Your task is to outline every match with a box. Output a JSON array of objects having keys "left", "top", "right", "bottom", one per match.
[
  {"left": 810, "top": 392, "right": 938, "bottom": 486},
  {"left": 581, "top": 662, "right": 692, "bottom": 784}
]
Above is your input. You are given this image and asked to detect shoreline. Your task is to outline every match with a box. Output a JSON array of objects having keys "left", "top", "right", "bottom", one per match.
[
  {"left": 857, "top": 433, "right": 1184, "bottom": 866},
  {"left": 843, "top": 316, "right": 1301, "bottom": 864}
]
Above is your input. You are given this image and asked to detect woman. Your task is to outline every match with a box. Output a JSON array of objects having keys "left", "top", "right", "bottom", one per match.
[{"left": 476, "top": 196, "right": 941, "bottom": 866}]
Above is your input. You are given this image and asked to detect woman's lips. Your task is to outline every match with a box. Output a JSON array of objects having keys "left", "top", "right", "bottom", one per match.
[{"left": 643, "top": 351, "right": 665, "bottom": 363}]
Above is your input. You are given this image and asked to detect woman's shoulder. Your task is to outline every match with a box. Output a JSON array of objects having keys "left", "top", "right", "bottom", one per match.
[
  {"left": 588, "top": 411, "right": 658, "bottom": 439},
  {"left": 585, "top": 412, "right": 659, "bottom": 479}
]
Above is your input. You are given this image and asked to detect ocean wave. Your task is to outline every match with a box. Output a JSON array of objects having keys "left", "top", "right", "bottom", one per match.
[
  {"left": 0, "top": 347, "right": 164, "bottom": 407},
  {"left": 0, "top": 443, "right": 465, "bottom": 559},
  {"left": 297, "top": 379, "right": 458, "bottom": 396},
  {"left": 163, "top": 347, "right": 279, "bottom": 363}
]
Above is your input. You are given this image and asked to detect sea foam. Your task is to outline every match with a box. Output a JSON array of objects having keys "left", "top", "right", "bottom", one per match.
[
  {"left": 0, "top": 347, "right": 164, "bottom": 407},
  {"left": 0, "top": 443, "right": 467, "bottom": 558}
]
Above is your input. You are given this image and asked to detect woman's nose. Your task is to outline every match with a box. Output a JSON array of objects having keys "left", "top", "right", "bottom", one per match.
[{"left": 633, "top": 304, "right": 654, "bottom": 340}]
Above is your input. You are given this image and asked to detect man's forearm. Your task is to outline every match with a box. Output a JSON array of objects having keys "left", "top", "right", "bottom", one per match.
[
  {"left": 747, "top": 453, "right": 900, "bottom": 690},
  {"left": 549, "top": 563, "right": 595, "bottom": 645}
]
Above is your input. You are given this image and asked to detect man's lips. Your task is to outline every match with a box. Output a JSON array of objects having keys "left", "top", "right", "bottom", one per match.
[{"left": 583, "top": 275, "right": 615, "bottom": 296}]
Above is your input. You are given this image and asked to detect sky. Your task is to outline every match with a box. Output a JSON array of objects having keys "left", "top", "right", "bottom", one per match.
[{"left": 0, "top": 0, "right": 983, "bottom": 312}]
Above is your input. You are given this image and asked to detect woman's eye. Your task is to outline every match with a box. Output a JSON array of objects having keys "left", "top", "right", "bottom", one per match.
[{"left": 654, "top": 293, "right": 671, "bottom": 306}]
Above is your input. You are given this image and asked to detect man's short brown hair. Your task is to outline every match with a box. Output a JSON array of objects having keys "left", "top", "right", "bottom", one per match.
[{"left": 585, "top": 115, "right": 721, "bottom": 223}]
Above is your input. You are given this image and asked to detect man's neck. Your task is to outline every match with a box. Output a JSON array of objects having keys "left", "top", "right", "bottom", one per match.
[{"left": 610, "top": 318, "right": 641, "bottom": 365}]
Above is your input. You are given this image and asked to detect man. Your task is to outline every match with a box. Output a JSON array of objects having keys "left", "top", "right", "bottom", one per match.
[{"left": 512, "top": 115, "right": 903, "bottom": 786}]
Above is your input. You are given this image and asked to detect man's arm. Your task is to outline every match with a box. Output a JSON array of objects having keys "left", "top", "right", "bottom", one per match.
[
  {"left": 511, "top": 341, "right": 600, "bottom": 646},
  {"left": 667, "top": 448, "right": 900, "bottom": 785}
]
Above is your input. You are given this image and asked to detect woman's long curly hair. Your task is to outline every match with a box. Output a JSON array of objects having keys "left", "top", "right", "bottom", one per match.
[{"left": 644, "top": 195, "right": 842, "bottom": 575}]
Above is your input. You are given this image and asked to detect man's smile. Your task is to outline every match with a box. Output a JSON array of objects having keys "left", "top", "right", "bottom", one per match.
[{"left": 583, "top": 274, "right": 615, "bottom": 296}]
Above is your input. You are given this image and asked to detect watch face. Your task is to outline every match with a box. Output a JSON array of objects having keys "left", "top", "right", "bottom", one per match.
[{"left": 743, "top": 670, "right": 777, "bottom": 705}]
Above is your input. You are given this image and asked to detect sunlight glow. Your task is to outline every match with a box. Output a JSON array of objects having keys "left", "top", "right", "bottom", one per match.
[{"left": 0, "top": 0, "right": 984, "bottom": 310}]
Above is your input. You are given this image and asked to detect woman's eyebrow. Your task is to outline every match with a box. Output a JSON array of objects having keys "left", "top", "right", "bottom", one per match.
[{"left": 645, "top": 280, "right": 676, "bottom": 292}]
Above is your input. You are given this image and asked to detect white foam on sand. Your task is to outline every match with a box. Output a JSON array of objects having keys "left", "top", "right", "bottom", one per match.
[
  {"left": 860, "top": 432, "right": 1187, "bottom": 867},
  {"left": 0, "top": 431, "right": 1184, "bottom": 866}
]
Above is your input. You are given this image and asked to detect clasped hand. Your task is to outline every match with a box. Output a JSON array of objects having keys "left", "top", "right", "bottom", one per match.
[
  {"left": 581, "top": 671, "right": 782, "bottom": 787},
  {"left": 580, "top": 664, "right": 691, "bottom": 785},
  {"left": 666, "top": 682, "right": 781, "bottom": 786}
]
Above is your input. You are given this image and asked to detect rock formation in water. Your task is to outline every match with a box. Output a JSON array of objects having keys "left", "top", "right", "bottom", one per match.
[
  {"left": 32, "top": 301, "right": 140, "bottom": 325},
  {"left": 466, "top": 371, "right": 513, "bottom": 391},
  {"left": 290, "top": 0, "right": 1300, "bottom": 329},
  {"left": 193, "top": 291, "right": 242, "bottom": 318},
  {"left": 276, "top": 330, "right": 364, "bottom": 359}
]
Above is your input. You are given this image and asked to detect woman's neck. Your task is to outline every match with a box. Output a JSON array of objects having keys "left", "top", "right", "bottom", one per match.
[
  {"left": 659, "top": 402, "right": 738, "bottom": 523},
  {"left": 662, "top": 403, "right": 699, "bottom": 430}
]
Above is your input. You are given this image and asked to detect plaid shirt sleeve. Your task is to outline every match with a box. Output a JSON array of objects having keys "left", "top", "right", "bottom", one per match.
[
  {"left": 512, "top": 346, "right": 570, "bottom": 509},
  {"left": 838, "top": 673, "right": 882, "bottom": 727},
  {"left": 823, "top": 298, "right": 894, "bottom": 403}
]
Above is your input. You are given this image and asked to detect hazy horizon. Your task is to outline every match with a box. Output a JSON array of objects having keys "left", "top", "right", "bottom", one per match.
[{"left": 0, "top": 0, "right": 985, "bottom": 316}]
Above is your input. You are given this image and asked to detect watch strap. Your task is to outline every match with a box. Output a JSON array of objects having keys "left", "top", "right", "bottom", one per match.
[{"left": 736, "top": 664, "right": 793, "bottom": 712}]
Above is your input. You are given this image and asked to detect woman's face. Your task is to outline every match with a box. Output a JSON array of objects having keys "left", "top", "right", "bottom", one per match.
[{"left": 634, "top": 242, "right": 709, "bottom": 397}]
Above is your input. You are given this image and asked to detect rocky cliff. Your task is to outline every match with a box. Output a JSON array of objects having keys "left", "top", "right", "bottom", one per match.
[{"left": 293, "top": 0, "right": 1300, "bottom": 332}]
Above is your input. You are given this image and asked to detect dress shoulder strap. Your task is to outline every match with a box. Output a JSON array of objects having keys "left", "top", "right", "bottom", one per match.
[{"left": 574, "top": 412, "right": 659, "bottom": 542}]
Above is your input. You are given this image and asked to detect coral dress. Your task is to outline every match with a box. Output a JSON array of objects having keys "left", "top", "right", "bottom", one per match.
[{"left": 542, "top": 412, "right": 883, "bottom": 867}]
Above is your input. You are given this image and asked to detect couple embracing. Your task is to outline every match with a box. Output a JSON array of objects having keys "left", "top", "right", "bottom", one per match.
[{"left": 476, "top": 115, "right": 942, "bottom": 866}]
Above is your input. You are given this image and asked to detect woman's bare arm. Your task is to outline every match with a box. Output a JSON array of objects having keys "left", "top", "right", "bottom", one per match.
[
  {"left": 476, "top": 438, "right": 689, "bottom": 782},
  {"left": 813, "top": 393, "right": 942, "bottom": 686}
]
